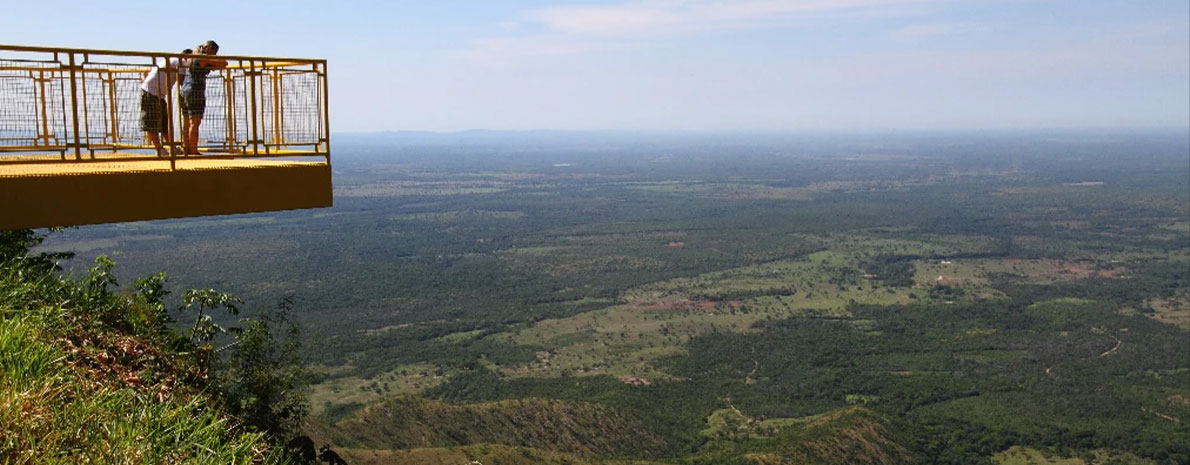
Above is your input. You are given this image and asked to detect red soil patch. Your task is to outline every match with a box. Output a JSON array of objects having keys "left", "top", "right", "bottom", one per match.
[
  {"left": 619, "top": 377, "right": 652, "bottom": 386},
  {"left": 628, "top": 299, "right": 742, "bottom": 311},
  {"left": 1002, "top": 259, "right": 1127, "bottom": 280}
]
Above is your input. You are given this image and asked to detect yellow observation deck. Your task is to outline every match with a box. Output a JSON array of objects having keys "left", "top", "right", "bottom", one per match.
[{"left": 0, "top": 44, "right": 331, "bottom": 230}]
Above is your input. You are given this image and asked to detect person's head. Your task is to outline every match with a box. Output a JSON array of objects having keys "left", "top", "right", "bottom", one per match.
[
  {"left": 181, "top": 48, "right": 193, "bottom": 55},
  {"left": 199, "top": 40, "right": 219, "bottom": 55}
]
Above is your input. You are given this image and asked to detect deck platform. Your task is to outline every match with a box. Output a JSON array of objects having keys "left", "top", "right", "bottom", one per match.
[
  {"left": 1, "top": 44, "right": 333, "bottom": 230},
  {"left": 0, "top": 157, "right": 332, "bottom": 229}
]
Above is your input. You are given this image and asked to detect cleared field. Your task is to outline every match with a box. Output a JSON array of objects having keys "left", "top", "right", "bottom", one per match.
[
  {"left": 483, "top": 235, "right": 999, "bottom": 380},
  {"left": 993, "top": 446, "right": 1156, "bottom": 465},
  {"left": 307, "top": 363, "right": 450, "bottom": 416},
  {"left": 336, "top": 180, "right": 511, "bottom": 197},
  {"left": 914, "top": 257, "right": 1128, "bottom": 289},
  {"left": 619, "top": 178, "right": 941, "bottom": 200},
  {"left": 1141, "top": 293, "right": 1190, "bottom": 330},
  {"left": 336, "top": 444, "right": 667, "bottom": 465},
  {"left": 391, "top": 210, "right": 526, "bottom": 221}
]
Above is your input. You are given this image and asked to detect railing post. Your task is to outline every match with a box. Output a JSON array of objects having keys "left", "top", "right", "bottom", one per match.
[
  {"left": 249, "top": 60, "right": 259, "bottom": 156},
  {"left": 272, "top": 65, "right": 282, "bottom": 148},
  {"left": 36, "top": 70, "right": 50, "bottom": 149},
  {"left": 107, "top": 69, "right": 118, "bottom": 149},
  {"left": 223, "top": 67, "right": 234, "bottom": 152},
  {"left": 66, "top": 52, "right": 82, "bottom": 159},
  {"left": 165, "top": 55, "right": 178, "bottom": 170},
  {"left": 321, "top": 61, "right": 330, "bottom": 165}
]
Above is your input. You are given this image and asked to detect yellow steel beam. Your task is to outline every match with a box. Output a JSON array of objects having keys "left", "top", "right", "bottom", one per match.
[
  {"left": 1, "top": 44, "right": 326, "bottom": 66},
  {"left": 0, "top": 160, "right": 331, "bottom": 230}
]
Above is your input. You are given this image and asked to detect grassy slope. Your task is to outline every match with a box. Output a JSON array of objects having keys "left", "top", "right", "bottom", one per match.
[
  {"left": 0, "top": 256, "right": 283, "bottom": 464},
  {"left": 691, "top": 406, "right": 912, "bottom": 465},
  {"left": 993, "top": 446, "right": 1156, "bottom": 465},
  {"left": 324, "top": 402, "right": 912, "bottom": 465},
  {"left": 324, "top": 396, "right": 669, "bottom": 457},
  {"left": 336, "top": 444, "right": 667, "bottom": 465}
]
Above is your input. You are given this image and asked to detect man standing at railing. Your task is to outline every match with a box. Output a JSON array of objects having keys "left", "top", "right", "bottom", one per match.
[{"left": 139, "top": 48, "right": 191, "bottom": 157}]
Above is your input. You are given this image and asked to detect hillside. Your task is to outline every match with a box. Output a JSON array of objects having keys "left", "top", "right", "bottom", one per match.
[
  {"left": 0, "top": 231, "right": 299, "bottom": 464},
  {"left": 318, "top": 400, "right": 912, "bottom": 465},
  {"left": 702, "top": 407, "right": 911, "bottom": 465},
  {"left": 318, "top": 399, "right": 911, "bottom": 465},
  {"left": 324, "top": 396, "right": 668, "bottom": 457}
]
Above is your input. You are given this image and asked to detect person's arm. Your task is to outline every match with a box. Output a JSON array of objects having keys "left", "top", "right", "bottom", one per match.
[
  {"left": 197, "top": 58, "right": 228, "bottom": 69},
  {"left": 168, "top": 59, "right": 181, "bottom": 86}
]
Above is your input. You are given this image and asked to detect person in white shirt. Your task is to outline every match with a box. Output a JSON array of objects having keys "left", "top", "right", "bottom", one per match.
[{"left": 139, "top": 48, "right": 191, "bottom": 156}]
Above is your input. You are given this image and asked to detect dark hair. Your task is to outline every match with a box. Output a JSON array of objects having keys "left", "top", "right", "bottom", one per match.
[
  {"left": 182, "top": 48, "right": 193, "bottom": 54},
  {"left": 203, "top": 40, "right": 219, "bottom": 53}
]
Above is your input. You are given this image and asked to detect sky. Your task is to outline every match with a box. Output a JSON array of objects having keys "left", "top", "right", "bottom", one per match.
[{"left": 3, "top": 0, "right": 1188, "bottom": 132}]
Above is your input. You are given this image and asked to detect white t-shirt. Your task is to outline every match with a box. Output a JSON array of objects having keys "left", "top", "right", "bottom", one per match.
[{"left": 139, "top": 58, "right": 189, "bottom": 97}]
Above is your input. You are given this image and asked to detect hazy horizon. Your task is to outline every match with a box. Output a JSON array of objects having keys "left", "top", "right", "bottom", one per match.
[{"left": 333, "top": 126, "right": 1190, "bottom": 135}]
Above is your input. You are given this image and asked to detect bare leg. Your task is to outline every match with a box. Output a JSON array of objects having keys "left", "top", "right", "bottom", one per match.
[
  {"left": 147, "top": 132, "right": 165, "bottom": 156},
  {"left": 177, "top": 117, "right": 191, "bottom": 155},
  {"left": 186, "top": 116, "right": 203, "bottom": 154}
]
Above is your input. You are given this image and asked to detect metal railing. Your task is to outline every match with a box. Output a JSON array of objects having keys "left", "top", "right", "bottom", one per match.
[{"left": 0, "top": 44, "right": 329, "bottom": 168}]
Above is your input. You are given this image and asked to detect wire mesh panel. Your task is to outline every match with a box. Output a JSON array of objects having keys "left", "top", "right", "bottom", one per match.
[
  {"left": 275, "top": 67, "right": 322, "bottom": 147},
  {"left": 0, "top": 45, "right": 328, "bottom": 165},
  {"left": 0, "top": 58, "right": 69, "bottom": 157},
  {"left": 228, "top": 72, "right": 253, "bottom": 150},
  {"left": 79, "top": 62, "right": 150, "bottom": 152}
]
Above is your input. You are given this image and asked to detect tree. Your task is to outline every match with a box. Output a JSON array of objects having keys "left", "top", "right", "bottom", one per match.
[
  {"left": 0, "top": 229, "right": 73, "bottom": 271},
  {"left": 215, "top": 297, "right": 309, "bottom": 439}
]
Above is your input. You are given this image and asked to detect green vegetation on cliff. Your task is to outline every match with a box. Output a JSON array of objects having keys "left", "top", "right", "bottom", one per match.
[
  {"left": 0, "top": 230, "right": 307, "bottom": 464},
  {"left": 328, "top": 396, "right": 668, "bottom": 456}
]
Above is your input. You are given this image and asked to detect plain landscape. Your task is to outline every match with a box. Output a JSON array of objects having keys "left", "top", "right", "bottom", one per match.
[{"left": 40, "top": 130, "right": 1190, "bottom": 464}]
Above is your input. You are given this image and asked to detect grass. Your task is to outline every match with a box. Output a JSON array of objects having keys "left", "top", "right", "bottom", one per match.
[
  {"left": 336, "top": 181, "right": 510, "bottom": 197},
  {"left": 307, "top": 363, "right": 451, "bottom": 416},
  {"left": 117, "top": 215, "right": 278, "bottom": 229},
  {"left": 390, "top": 210, "right": 526, "bottom": 221},
  {"left": 993, "top": 446, "right": 1156, "bottom": 465},
  {"left": 0, "top": 246, "right": 292, "bottom": 465},
  {"left": 1143, "top": 292, "right": 1190, "bottom": 330},
  {"left": 617, "top": 179, "right": 945, "bottom": 201},
  {"left": 0, "top": 313, "right": 278, "bottom": 465},
  {"left": 336, "top": 443, "right": 669, "bottom": 465},
  {"left": 1157, "top": 221, "right": 1190, "bottom": 234}
]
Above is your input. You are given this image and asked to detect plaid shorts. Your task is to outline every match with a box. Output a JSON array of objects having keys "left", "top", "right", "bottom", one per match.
[
  {"left": 180, "top": 90, "right": 206, "bottom": 117},
  {"left": 139, "top": 91, "right": 169, "bottom": 133}
]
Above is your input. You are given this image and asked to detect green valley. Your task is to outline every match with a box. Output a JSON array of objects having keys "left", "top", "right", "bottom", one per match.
[{"left": 33, "top": 131, "right": 1190, "bottom": 464}]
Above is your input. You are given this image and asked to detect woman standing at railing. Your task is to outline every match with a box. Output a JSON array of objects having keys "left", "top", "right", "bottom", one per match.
[{"left": 180, "top": 40, "right": 227, "bottom": 155}]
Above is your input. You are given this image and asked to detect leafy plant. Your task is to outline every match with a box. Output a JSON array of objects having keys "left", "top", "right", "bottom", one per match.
[
  {"left": 215, "top": 298, "right": 309, "bottom": 439},
  {"left": 179, "top": 288, "right": 242, "bottom": 344}
]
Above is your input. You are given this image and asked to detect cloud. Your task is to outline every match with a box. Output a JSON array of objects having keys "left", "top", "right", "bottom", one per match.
[
  {"left": 463, "top": 0, "right": 938, "bottom": 62},
  {"left": 523, "top": 0, "right": 928, "bottom": 37},
  {"left": 462, "top": 35, "right": 617, "bottom": 63},
  {"left": 890, "top": 21, "right": 990, "bottom": 39}
]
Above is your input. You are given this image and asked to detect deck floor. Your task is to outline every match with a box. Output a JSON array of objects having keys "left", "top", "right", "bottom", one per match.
[{"left": 0, "top": 157, "right": 327, "bottom": 178}]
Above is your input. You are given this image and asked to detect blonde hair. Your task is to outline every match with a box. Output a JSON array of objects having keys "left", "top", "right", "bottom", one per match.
[{"left": 196, "top": 40, "right": 219, "bottom": 54}]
